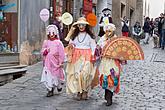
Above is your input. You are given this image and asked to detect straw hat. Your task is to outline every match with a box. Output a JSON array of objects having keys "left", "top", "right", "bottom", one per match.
[
  {"left": 103, "top": 23, "right": 116, "bottom": 32},
  {"left": 73, "top": 17, "right": 89, "bottom": 26}
]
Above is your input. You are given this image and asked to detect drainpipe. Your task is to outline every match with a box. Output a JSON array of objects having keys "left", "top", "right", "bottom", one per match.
[{"left": 17, "top": 0, "right": 20, "bottom": 52}]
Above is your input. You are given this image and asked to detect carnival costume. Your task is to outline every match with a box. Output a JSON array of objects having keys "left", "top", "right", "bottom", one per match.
[
  {"left": 41, "top": 25, "right": 65, "bottom": 97},
  {"left": 97, "top": 23, "right": 121, "bottom": 106},
  {"left": 98, "top": 8, "right": 112, "bottom": 37},
  {"left": 65, "top": 17, "right": 96, "bottom": 100}
]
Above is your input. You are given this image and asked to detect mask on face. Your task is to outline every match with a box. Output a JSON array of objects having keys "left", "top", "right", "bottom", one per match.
[
  {"left": 78, "top": 24, "right": 86, "bottom": 28},
  {"left": 105, "top": 30, "right": 113, "bottom": 37}
]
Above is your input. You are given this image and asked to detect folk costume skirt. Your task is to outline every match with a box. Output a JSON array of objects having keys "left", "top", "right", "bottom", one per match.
[
  {"left": 66, "top": 48, "right": 96, "bottom": 94},
  {"left": 99, "top": 58, "right": 121, "bottom": 94}
]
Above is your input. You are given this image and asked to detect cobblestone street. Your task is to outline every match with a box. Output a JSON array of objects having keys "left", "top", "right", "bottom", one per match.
[{"left": 0, "top": 43, "right": 165, "bottom": 110}]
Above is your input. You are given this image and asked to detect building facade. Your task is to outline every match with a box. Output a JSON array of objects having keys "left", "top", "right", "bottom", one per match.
[
  {"left": 111, "top": 0, "right": 144, "bottom": 35},
  {"left": 19, "top": 0, "right": 50, "bottom": 65},
  {"left": 143, "top": 0, "right": 150, "bottom": 18},
  {"left": 0, "top": 0, "right": 18, "bottom": 52},
  {"left": 94, "top": 0, "right": 144, "bottom": 35},
  {"left": 0, "top": 0, "right": 145, "bottom": 65}
]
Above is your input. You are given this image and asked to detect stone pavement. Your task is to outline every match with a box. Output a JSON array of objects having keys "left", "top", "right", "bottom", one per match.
[{"left": 0, "top": 43, "right": 165, "bottom": 110}]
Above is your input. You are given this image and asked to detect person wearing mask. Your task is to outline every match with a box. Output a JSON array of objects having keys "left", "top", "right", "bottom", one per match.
[
  {"left": 98, "top": 8, "right": 113, "bottom": 37},
  {"left": 41, "top": 25, "right": 65, "bottom": 97},
  {"left": 97, "top": 23, "right": 122, "bottom": 106},
  {"left": 65, "top": 17, "right": 97, "bottom": 100}
]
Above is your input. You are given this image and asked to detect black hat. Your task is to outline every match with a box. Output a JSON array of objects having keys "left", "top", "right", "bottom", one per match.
[{"left": 102, "top": 8, "right": 111, "bottom": 12}]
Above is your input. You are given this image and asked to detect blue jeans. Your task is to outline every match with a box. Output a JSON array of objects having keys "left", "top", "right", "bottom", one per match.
[{"left": 161, "top": 29, "right": 165, "bottom": 47}]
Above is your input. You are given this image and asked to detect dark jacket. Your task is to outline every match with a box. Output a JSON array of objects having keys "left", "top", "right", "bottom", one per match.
[
  {"left": 122, "top": 21, "right": 129, "bottom": 32},
  {"left": 143, "top": 21, "right": 150, "bottom": 33},
  {"left": 158, "top": 17, "right": 163, "bottom": 33}
]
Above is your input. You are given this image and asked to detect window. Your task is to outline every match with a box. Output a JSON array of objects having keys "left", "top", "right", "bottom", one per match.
[
  {"left": 121, "top": 3, "right": 126, "bottom": 18},
  {"left": 130, "top": 8, "right": 134, "bottom": 19}
]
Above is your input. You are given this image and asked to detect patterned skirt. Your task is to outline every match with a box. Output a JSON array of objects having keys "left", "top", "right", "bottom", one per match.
[
  {"left": 99, "top": 58, "right": 121, "bottom": 94},
  {"left": 66, "top": 48, "right": 96, "bottom": 94}
]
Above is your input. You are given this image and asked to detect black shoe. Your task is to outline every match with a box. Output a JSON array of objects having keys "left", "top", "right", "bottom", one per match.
[
  {"left": 162, "top": 46, "right": 164, "bottom": 50},
  {"left": 105, "top": 89, "right": 113, "bottom": 106},
  {"left": 46, "top": 88, "right": 54, "bottom": 97},
  {"left": 76, "top": 92, "right": 82, "bottom": 101},
  {"left": 57, "top": 88, "right": 62, "bottom": 92},
  {"left": 46, "top": 91, "right": 53, "bottom": 97},
  {"left": 106, "top": 101, "right": 112, "bottom": 106}
]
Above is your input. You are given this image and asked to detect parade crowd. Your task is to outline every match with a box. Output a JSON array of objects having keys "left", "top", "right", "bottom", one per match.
[
  {"left": 39, "top": 8, "right": 165, "bottom": 107},
  {"left": 129, "top": 13, "right": 165, "bottom": 50}
]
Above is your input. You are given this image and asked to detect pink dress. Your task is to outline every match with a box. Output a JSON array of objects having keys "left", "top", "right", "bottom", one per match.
[{"left": 41, "top": 39, "right": 65, "bottom": 90}]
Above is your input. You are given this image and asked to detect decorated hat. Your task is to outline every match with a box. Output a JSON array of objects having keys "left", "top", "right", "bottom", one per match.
[
  {"left": 102, "top": 8, "right": 111, "bottom": 12},
  {"left": 46, "top": 25, "right": 59, "bottom": 38},
  {"left": 73, "top": 17, "right": 89, "bottom": 26},
  {"left": 103, "top": 23, "right": 116, "bottom": 32}
]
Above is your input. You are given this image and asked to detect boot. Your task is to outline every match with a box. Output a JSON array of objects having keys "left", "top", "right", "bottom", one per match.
[
  {"left": 105, "top": 89, "right": 113, "bottom": 106},
  {"left": 46, "top": 88, "right": 54, "bottom": 97},
  {"left": 57, "top": 87, "right": 62, "bottom": 92},
  {"left": 162, "top": 46, "right": 164, "bottom": 50},
  {"left": 57, "top": 83, "right": 63, "bottom": 92},
  {"left": 76, "top": 92, "right": 82, "bottom": 101},
  {"left": 81, "top": 91, "right": 88, "bottom": 100}
]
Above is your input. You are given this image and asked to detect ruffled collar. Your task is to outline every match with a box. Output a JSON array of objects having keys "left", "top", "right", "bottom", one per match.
[{"left": 49, "top": 37, "right": 59, "bottom": 41}]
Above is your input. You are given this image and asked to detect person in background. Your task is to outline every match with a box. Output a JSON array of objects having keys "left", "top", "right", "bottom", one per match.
[
  {"left": 98, "top": 8, "right": 112, "bottom": 37},
  {"left": 121, "top": 16, "right": 129, "bottom": 64},
  {"left": 121, "top": 16, "right": 129, "bottom": 37},
  {"left": 41, "top": 25, "right": 65, "bottom": 97},
  {"left": 149, "top": 18, "right": 154, "bottom": 37},
  {"left": 143, "top": 17, "right": 151, "bottom": 44},
  {"left": 152, "top": 18, "right": 159, "bottom": 48},
  {"left": 0, "top": 37, "right": 7, "bottom": 52},
  {"left": 132, "top": 21, "right": 143, "bottom": 44},
  {"left": 158, "top": 13, "right": 164, "bottom": 48},
  {"left": 161, "top": 13, "right": 165, "bottom": 50},
  {"left": 53, "top": 13, "right": 63, "bottom": 41}
]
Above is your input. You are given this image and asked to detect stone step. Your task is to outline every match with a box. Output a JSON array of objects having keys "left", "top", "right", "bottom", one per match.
[
  {"left": 0, "top": 68, "right": 27, "bottom": 76},
  {"left": 0, "top": 68, "right": 27, "bottom": 86},
  {"left": 0, "top": 65, "right": 27, "bottom": 70},
  {"left": 0, "top": 53, "right": 19, "bottom": 64},
  {"left": 0, "top": 62, "right": 19, "bottom": 67}
]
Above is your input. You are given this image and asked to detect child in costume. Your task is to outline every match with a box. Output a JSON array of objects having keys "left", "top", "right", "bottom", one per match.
[
  {"left": 97, "top": 23, "right": 122, "bottom": 106},
  {"left": 98, "top": 8, "right": 112, "bottom": 37},
  {"left": 65, "top": 17, "right": 96, "bottom": 100},
  {"left": 41, "top": 25, "right": 65, "bottom": 97}
]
